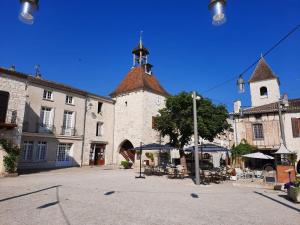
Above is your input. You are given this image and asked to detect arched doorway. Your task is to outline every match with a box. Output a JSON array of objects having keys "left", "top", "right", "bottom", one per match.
[
  {"left": 297, "top": 160, "right": 300, "bottom": 174},
  {"left": 119, "top": 140, "right": 135, "bottom": 163}
]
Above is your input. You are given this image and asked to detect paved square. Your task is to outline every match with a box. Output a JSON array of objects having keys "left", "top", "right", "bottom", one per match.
[{"left": 0, "top": 168, "right": 299, "bottom": 225}]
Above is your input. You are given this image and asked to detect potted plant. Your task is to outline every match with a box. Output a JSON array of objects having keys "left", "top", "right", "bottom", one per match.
[
  {"left": 121, "top": 160, "right": 133, "bottom": 169},
  {"left": 287, "top": 178, "right": 300, "bottom": 203}
]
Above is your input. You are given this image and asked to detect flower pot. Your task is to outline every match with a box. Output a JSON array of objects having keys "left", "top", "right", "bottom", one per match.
[{"left": 287, "top": 186, "right": 300, "bottom": 203}]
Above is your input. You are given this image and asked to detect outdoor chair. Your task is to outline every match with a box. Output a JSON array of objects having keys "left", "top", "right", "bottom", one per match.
[
  {"left": 167, "top": 167, "right": 176, "bottom": 179},
  {"left": 203, "top": 170, "right": 212, "bottom": 184},
  {"left": 235, "top": 168, "right": 246, "bottom": 179},
  {"left": 176, "top": 165, "right": 185, "bottom": 179}
]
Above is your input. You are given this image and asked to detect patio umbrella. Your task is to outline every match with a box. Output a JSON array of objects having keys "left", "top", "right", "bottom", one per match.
[{"left": 242, "top": 152, "right": 274, "bottom": 160}]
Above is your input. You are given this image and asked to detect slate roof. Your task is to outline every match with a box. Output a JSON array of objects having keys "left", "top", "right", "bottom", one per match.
[
  {"left": 110, "top": 66, "right": 170, "bottom": 97},
  {"left": 249, "top": 58, "right": 279, "bottom": 83},
  {"left": 235, "top": 99, "right": 300, "bottom": 115}
]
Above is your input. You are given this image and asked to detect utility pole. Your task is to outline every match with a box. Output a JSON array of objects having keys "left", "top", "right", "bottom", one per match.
[
  {"left": 193, "top": 91, "right": 200, "bottom": 185},
  {"left": 277, "top": 101, "right": 286, "bottom": 147}
]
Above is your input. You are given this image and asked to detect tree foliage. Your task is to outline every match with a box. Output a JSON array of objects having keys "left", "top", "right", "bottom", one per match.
[
  {"left": 0, "top": 139, "right": 20, "bottom": 173},
  {"left": 231, "top": 139, "right": 256, "bottom": 160},
  {"left": 154, "top": 91, "right": 230, "bottom": 150}
]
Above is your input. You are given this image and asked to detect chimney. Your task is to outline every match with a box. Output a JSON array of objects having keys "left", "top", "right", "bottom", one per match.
[{"left": 234, "top": 100, "right": 241, "bottom": 114}]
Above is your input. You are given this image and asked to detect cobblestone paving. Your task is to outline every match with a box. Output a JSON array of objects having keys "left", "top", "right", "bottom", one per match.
[{"left": 0, "top": 167, "right": 299, "bottom": 225}]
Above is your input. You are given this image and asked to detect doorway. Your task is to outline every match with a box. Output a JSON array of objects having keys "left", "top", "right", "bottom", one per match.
[{"left": 90, "top": 144, "right": 106, "bottom": 166}]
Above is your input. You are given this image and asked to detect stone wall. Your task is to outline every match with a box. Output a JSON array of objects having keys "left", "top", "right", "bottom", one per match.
[
  {"left": 250, "top": 79, "right": 280, "bottom": 107},
  {"left": 0, "top": 73, "right": 27, "bottom": 145},
  {"left": 82, "top": 96, "right": 115, "bottom": 166}
]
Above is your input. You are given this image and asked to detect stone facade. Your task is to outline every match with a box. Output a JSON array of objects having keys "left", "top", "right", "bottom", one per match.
[
  {"left": 0, "top": 73, "right": 27, "bottom": 145},
  {"left": 82, "top": 95, "right": 115, "bottom": 166},
  {"left": 113, "top": 90, "right": 166, "bottom": 165},
  {"left": 250, "top": 79, "right": 280, "bottom": 107}
]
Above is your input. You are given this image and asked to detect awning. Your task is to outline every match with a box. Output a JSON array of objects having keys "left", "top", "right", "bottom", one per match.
[{"left": 131, "top": 143, "right": 174, "bottom": 151}]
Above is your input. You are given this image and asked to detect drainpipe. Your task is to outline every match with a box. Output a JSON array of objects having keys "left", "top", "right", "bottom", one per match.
[
  {"left": 278, "top": 101, "right": 286, "bottom": 147},
  {"left": 80, "top": 96, "right": 88, "bottom": 167}
]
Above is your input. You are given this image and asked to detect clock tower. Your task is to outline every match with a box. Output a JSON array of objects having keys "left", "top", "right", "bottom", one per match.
[{"left": 110, "top": 36, "right": 170, "bottom": 165}]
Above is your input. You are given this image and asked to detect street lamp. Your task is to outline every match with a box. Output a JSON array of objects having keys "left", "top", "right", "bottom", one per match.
[
  {"left": 19, "top": 0, "right": 39, "bottom": 25},
  {"left": 192, "top": 92, "right": 201, "bottom": 185},
  {"left": 209, "top": 0, "right": 227, "bottom": 26},
  {"left": 237, "top": 75, "right": 245, "bottom": 93}
]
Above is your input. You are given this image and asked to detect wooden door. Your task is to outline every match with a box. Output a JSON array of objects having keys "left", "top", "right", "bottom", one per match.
[{"left": 94, "top": 145, "right": 105, "bottom": 166}]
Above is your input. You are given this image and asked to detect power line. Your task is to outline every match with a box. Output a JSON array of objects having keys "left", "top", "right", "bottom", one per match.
[{"left": 202, "top": 23, "right": 300, "bottom": 94}]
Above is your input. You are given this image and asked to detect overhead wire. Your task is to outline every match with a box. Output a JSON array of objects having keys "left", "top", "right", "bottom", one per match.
[{"left": 201, "top": 23, "right": 300, "bottom": 94}]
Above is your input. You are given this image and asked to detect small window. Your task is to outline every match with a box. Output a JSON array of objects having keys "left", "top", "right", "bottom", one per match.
[
  {"left": 66, "top": 95, "right": 74, "bottom": 105},
  {"left": 98, "top": 102, "right": 103, "bottom": 114},
  {"left": 253, "top": 123, "right": 264, "bottom": 140},
  {"left": 43, "top": 90, "right": 53, "bottom": 100},
  {"left": 260, "top": 87, "right": 268, "bottom": 97},
  {"left": 36, "top": 142, "right": 47, "bottom": 161},
  {"left": 152, "top": 116, "right": 157, "bottom": 129},
  {"left": 96, "top": 122, "right": 103, "bottom": 136},
  {"left": 22, "top": 141, "right": 34, "bottom": 161},
  {"left": 291, "top": 118, "right": 300, "bottom": 138}
]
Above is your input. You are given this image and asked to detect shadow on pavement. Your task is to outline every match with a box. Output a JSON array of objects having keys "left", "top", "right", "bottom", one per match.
[
  {"left": 37, "top": 201, "right": 59, "bottom": 209},
  {"left": 0, "top": 185, "right": 62, "bottom": 203},
  {"left": 191, "top": 193, "right": 199, "bottom": 198},
  {"left": 254, "top": 191, "right": 300, "bottom": 213}
]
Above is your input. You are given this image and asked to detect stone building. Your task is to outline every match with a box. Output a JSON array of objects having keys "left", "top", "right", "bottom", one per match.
[
  {"left": 110, "top": 39, "right": 170, "bottom": 165},
  {"left": 0, "top": 67, "right": 27, "bottom": 173},
  {"left": 0, "top": 39, "right": 170, "bottom": 170},
  {"left": 0, "top": 67, "right": 114, "bottom": 170},
  {"left": 232, "top": 57, "right": 300, "bottom": 172}
]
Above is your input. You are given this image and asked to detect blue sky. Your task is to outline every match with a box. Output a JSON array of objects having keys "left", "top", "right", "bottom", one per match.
[{"left": 1, "top": 0, "right": 300, "bottom": 111}]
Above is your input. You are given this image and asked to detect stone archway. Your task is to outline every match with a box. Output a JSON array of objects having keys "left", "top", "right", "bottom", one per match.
[
  {"left": 297, "top": 160, "right": 300, "bottom": 174},
  {"left": 119, "top": 140, "right": 135, "bottom": 163}
]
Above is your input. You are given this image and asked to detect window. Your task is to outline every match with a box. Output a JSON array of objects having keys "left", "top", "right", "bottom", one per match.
[
  {"left": 291, "top": 118, "right": 300, "bottom": 138},
  {"left": 56, "top": 143, "right": 72, "bottom": 162},
  {"left": 253, "top": 123, "right": 264, "bottom": 140},
  {"left": 22, "top": 141, "right": 34, "bottom": 161},
  {"left": 0, "top": 91, "right": 9, "bottom": 123},
  {"left": 43, "top": 90, "right": 53, "bottom": 100},
  {"left": 63, "top": 111, "right": 74, "bottom": 135},
  {"left": 96, "top": 122, "right": 103, "bottom": 136},
  {"left": 65, "top": 95, "right": 74, "bottom": 105},
  {"left": 98, "top": 102, "right": 103, "bottom": 114},
  {"left": 260, "top": 87, "right": 268, "bottom": 97},
  {"left": 152, "top": 116, "right": 157, "bottom": 129},
  {"left": 36, "top": 142, "right": 47, "bottom": 160},
  {"left": 40, "top": 107, "right": 53, "bottom": 131}
]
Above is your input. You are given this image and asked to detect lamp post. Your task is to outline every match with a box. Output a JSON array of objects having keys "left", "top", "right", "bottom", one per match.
[
  {"left": 19, "top": 0, "right": 39, "bottom": 25},
  {"left": 135, "top": 142, "right": 145, "bottom": 179},
  {"left": 208, "top": 0, "right": 227, "bottom": 26},
  {"left": 192, "top": 91, "right": 201, "bottom": 185}
]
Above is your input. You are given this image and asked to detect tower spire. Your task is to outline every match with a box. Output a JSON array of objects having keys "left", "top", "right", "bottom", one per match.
[{"left": 132, "top": 32, "right": 149, "bottom": 67}]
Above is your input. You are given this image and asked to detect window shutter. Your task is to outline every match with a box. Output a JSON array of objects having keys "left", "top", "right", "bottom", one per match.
[{"left": 291, "top": 118, "right": 300, "bottom": 138}]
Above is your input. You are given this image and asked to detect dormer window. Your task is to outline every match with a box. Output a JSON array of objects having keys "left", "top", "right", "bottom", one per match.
[{"left": 260, "top": 87, "right": 268, "bottom": 97}]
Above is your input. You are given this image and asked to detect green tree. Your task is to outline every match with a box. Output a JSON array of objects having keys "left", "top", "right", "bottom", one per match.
[
  {"left": 231, "top": 139, "right": 256, "bottom": 166},
  {"left": 154, "top": 91, "right": 230, "bottom": 166},
  {"left": 0, "top": 139, "right": 20, "bottom": 173}
]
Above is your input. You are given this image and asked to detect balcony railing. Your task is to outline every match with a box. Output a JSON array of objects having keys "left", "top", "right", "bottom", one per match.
[
  {"left": 61, "top": 127, "right": 77, "bottom": 136},
  {"left": 38, "top": 123, "right": 56, "bottom": 134}
]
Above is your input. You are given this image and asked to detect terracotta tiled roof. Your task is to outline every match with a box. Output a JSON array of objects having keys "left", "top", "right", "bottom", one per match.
[
  {"left": 249, "top": 58, "right": 279, "bottom": 83},
  {"left": 110, "top": 66, "right": 170, "bottom": 97},
  {"left": 238, "top": 99, "right": 300, "bottom": 115}
]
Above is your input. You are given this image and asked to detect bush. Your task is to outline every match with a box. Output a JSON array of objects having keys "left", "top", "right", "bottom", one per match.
[
  {"left": 121, "top": 160, "right": 133, "bottom": 169},
  {"left": 0, "top": 139, "right": 20, "bottom": 173}
]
